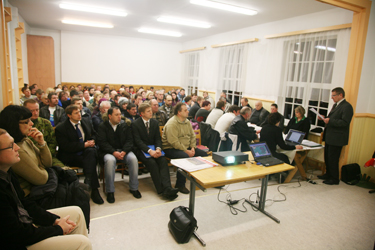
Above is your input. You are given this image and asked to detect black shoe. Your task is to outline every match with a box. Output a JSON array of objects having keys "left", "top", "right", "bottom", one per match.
[
  {"left": 138, "top": 169, "right": 142, "bottom": 175},
  {"left": 141, "top": 168, "right": 149, "bottom": 174},
  {"left": 176, "top": 185, "right": 190, "bottom": 194},
  {"left": 163, "top": 187, "right": 179, "bottom": 196},
  {"left": 91, "top": 189, "right": 104, "bottom": 204},
  {"left": 130, "top": 190, "right": 142, "bottom": 199},
  {"left": 106, "top": 192, "right": 115, "bottom": 203},
  {"left": 317, "top": 174, "right": 330, "bottom": 180},
  {"left": 323, "top": 179, "right": 340, "bottom": 185}
]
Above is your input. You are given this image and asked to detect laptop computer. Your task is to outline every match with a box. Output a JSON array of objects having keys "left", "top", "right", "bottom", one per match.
[
  {"left": 285, "top": 129, "right": 305, "bottom": 146},
  {"left": 249, "top": 142, "right": 284, "bottom": 167}
]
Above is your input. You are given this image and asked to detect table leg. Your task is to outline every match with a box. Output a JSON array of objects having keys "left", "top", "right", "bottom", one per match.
[
  {"left": 284, "top": 166, "right": 298, "bottom": 183},
  {"left": 245, "top": 175, "right": 280, "bottom": 223},
  {"left": 294, "top": 151, "right": 308, "bottom": 179}
]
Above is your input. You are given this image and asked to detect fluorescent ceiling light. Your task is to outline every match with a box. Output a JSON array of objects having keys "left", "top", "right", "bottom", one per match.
[
  {"left": 59, "top": 3, "right": 127, "bottom": 16},
  {"left": 62, "top": 19, "right": 113, "bottom": 28},
  {"left": 190, "top": 0, "right": 257, "bottom": 15},
  {"left": 157, "top": 16, "right": 211, "bottom": 28},
  {"left": 315, "top": 45, "right": 336, "bottom": 52},
  {"left": 138, "top": 28, "right": 182, "bottom": 37}
]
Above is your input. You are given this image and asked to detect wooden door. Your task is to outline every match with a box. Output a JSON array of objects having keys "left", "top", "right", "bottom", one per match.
[{"left": 27, "top": 35, "right": 55, "bottom": 91}]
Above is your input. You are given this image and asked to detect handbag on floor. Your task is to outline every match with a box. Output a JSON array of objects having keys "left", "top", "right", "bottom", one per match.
[{"left": 168, "top": 206, "right": 197, "bottom": 243}]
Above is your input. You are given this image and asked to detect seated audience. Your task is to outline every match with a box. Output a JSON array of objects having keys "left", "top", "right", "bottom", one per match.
[
  {"left": 24, "top": 99, "right": 64, "bottom": 168},
  {"left": 132, "top": 103, "right": 178, "bottom": 200},
  {"left": 29, "top": 84, "right": 38, "bottom": 96},
  {"left": 20, "top": 87, "right": 33, "bottom": 105},
  {"left": 156, "top": 90, "right": 165, "bottom": 107},
  {"left": 71, "top": 97, "right": 92, "bottom": 125},
  {"left": 0, "top": 129, "right": 91, "bottom": 250},
  {"left": 58, "top": 91, "right": 68, "bottom": 108},
  {"left": 124, "top": 103, "right": 140, "bottom": 122},
  {"left": 249, "top": 101, "right": 269, "bottom": 126},
  {"left": 82, "top": 89, "right": 91, "bottom": 107},
  {"left": 184, "top": 96, "right": 192, "bottom": 111},
  {"left": 203, "top": 91, "right": 215, "bottom": 111},
  {"left": 97, "top": 107, "right": 140, "bottom": 203},
  {"left": 228, "top": 107, "right": 258, "bottom": 152},
  {"left": 40, "top": 93, "right": 49, "bottom": 109},
  {"left": 88, "top": 92, "right": 103, "bottom": 112},
  {"left": 34, "top": 89, "right": 44, "bottom": 105},
  {"left": 55, "top": 105, "right": 104, "bottom": 204},
  {"left": 206, "top": 100, "right": 225, "bottom": 128},
  {"left": 133, "top": 94, "right": 143, "bottom": 111},
  {"left": 240, "top": 97, "right": 252, "bottom": 110},
  {"left": 150, "top": 99, "right": 167, "bottom": 126},
  {"left": 111, "top": 94, "right": 122, "bottom": 108},
  {"left": 92, "top": 100, "right": 111, "bottom": 131},
  {"left": 0, "top": 106, "right": 91, "bottom": 226},
  {"left": 219, "top": 97, "right": 231, "bottom": 112},
  {"left": 171, "top": 92, "right": 179, "bottom": 107},
  {"left": 110, "top": 90, "right": 117, "bottom": 104},
  {"left": 162, "top": 103, "right": 208, "bottom": 194},
  {"left": 195, "top": 101, "right": 211, "bottom": 122},
  {"left": 261, "top": 103, "right": 285, "bottom": 130},
  {"left": 284, "top": 106, "right": 310, "bottom": 139},
  {"left": 118, "top": 97, "right": 129, "bottom": 116},
  {"left": 214, "top": 105, "right": 241, "bottom": 134},
  {"left": 188, "top": 96, "right": 203, "bottom": 119},
  {"left": 260, "top": 112, "right": 303, "bottom": 163},
  {"left": 177, "top": 88, "right": 186, "bottom": 102},
  {"left": 159, "top": 95, "right": 173, "bottom": 120},
  {"left": 39, "top": 92, "right": 66, "bottom": 127},
  {"left": 146, "top": 91, "right": 154, "bottom": 101}
]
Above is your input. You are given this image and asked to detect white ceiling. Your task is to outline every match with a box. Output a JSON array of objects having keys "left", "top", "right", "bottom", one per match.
[{"left": 8, "top": 0, "right": 337, "bottom": 43}]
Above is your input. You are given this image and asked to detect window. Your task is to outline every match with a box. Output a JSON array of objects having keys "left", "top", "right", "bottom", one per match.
[
  {"left": 218, "top": 44, "right": 247, "bottom": 104},
  {"left": 282, "top": 36, "right": 337, "bottom": 127},
  {"left": 184, "top": 52, "right": 200, "bottom": 95}
]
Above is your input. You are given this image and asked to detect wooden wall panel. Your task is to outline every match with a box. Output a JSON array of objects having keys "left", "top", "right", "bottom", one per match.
[{"left": 27, "top": 35, "right": 55, "bottom": 91}]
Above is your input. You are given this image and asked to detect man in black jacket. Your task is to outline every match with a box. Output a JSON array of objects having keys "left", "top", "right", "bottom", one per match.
[
  {"left": 97, "top": 107, "right": 141, "bottom": 203},
  {"left": 39, "top": 92, "right": 66, "bottom": 127},
  {"left": 0, "top": 129, "right": 91, "bottom": 250},
  {"left": 228, "top": 107, "right": 258, "bottom": 152},
  {"left": 133, "top": 103, "right": 178, "bottom": 200},
  {"left": 55, "top": 105, "right": 103, "bottom": 204},
  {"left": 188, "top": 96, "right": 203, "bottom": 119},
  {"left": 249, "top": 101, "right": 269, "bottom": 126},
  {"left": 319, "top": 87, "right": 353, "bottom": 185}
]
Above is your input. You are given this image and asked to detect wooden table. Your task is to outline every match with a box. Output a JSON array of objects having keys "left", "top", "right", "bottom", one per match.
[{"left": 176, "top": 152, "right": 294, "bottom": 246}]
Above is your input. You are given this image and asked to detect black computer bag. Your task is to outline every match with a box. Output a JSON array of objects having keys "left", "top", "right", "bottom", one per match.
[
  {"left": 341, "top": 163, "right": 361, "bottom": 185},
  {"left": 168, "top": 206, "right": 197, "bottom": 244}
]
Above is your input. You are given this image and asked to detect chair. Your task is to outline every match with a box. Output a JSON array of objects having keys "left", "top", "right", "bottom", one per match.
[{"left": 305, "top": 132, "right": 326, "bottom": 174}]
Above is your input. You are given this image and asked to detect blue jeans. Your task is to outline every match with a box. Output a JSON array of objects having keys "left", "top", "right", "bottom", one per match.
[{"left": 104, "top": 152, "right": 139, "bottom": 193}]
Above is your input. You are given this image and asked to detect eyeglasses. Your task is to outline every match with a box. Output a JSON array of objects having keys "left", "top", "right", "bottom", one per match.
[
  {"left": 331, "top": 94, "right": 338, "bottom": 97},
  {"left": 0, "top": 142, "right": 14, "bottom": 151},
  {"left": 19, "top": 119, "right": 31, "bottom": 125}
]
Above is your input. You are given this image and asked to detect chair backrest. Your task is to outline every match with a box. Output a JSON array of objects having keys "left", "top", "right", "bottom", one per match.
[
  {"left": 194, "top": 129, "right": 201, "bottom": 146},
  {"left": 159, "top": 126, "right": 164, "bottom": 137}
]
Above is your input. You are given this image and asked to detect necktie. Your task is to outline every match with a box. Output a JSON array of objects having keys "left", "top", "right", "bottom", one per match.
[
  {"left": 75, "top": 124, "right": 83, "bottom": 155},
  {"left": 146, "top": 121, "right": 150, "bottom": 135},
  {"left": 328, "top": 103, "right": 337, "bottom": 116}
]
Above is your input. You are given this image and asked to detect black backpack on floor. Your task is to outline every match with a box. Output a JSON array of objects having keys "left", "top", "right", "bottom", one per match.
[{"left": 341, "top": 163, "right": 361, "bottom": 185}]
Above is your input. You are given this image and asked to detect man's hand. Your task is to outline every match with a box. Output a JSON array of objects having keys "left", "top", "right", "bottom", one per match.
[
  {"left": 113, "top": 151, "right": 123, "bottom": 160},
  {"left": 295, "top": 145, "right": 303, "bottom": 150},
  {"left": 28, "top": 128, "right": 45, "bottom": 145},
  {"left": 84, "top": 140, "right": 95, "bottom": 148},
  {"left": 56, "top": 215, "right": 74, "bottom": 235},
  {"left": 185, "top": 149, "right": 195, "bottom": 157},
  {"left": 318, "top": 115, "right": 325, "bottom": 120},
  {"left": 155, "top": 148, "right": 162, "bottom": 157},
  {"left": 149, "top": 150, "right": 159, "bottom": 158},
  {"left": 323, "top": 118, "right": 330, "bottom": 124}
]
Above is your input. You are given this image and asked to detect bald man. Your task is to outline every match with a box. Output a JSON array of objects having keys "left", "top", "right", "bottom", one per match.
[{"left": 249, "top": 101, "right": 269, "bottom": 126}]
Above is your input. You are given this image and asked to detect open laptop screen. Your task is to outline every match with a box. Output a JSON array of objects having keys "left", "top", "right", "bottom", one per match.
[
  {"left": 285, "top": 129, "right": 305, "bottom": 144},
  {"left": 249, "top": 142, "right": 272, "bottom": 158}
]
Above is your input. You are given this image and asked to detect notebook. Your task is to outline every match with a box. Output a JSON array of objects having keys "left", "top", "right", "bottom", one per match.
[
  {"left": 285, "top": 129, "right": 305, "bottom": 146},
  {"left": 142, "top": 145, "right": 165, "bottom": 158},
  {"left": 249, "top": 142, "right": 284, "bottom": 167}
]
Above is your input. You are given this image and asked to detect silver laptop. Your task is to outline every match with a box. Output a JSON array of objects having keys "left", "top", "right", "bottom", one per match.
[
  {"left": 249, "top": 142, "right": 284, "bottom": 167},
  {"left": 285, "top": 129, "right": 305, "bottom": 146}
]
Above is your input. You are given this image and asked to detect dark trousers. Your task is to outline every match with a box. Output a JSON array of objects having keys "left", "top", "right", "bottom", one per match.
[
  {"left": 136, "top": 151, "right": 171, "bottom": 194},
  {"left": 164, "top": 148, "right": 208, "bottom": 187},
  {"left": 58, "top": 147, "right": 100, "bottom": 189},
  {"left": 324, "top": 143, "right": 343, "bottom": 182}
]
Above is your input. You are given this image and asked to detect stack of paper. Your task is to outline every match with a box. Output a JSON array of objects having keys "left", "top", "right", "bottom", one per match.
[
  {"left": 301, "top": 140, "right": 322, "bottom": 147},
  {"left": 171, "top": 157, "right": 218, "bottom": 172},
  {"left": 247, "top": 122, "right": 262, "bottom": 131}
]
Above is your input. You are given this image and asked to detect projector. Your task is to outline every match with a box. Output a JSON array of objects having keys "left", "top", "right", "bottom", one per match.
[{"left": 212, "top": 151, "right": 249, "bottom": 166}]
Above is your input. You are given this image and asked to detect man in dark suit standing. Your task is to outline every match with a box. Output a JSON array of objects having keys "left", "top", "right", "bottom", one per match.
[
  {"left": 55, "top": 105, "right": 104, "bottom": 204},
  {"left": 133, "top": 103, "right": 178, "bottom": 200},
  {"left": 318, "top": 87, "right": 353, "bottom": 185}
]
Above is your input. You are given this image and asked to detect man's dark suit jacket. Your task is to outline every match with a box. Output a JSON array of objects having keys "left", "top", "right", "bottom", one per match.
[
  {"left": 249, "top": 107, "right": 269, "bottom": 126},
  {"left": 96, "top": 120, "right": 133, "bottom": 160},
  {"left": 39, "top": 105, "right": 66, "bottom": 127},
  {"left": 132, "top": 118, "right": 162, "bottom": 154},
  {"left": 228, "top": 115, "right": 257, "bottom": 152},
  {"left": 0, "top": 169, "right": 61, "bottom": 249},
  {"left": 55, "top": 118, "right": 96, "bottom": 159},
  {"left": 323, "top": 99, "right": 353, "bottom": 146},
  {"left": 188, "top": 103, "right": 200, "bottom": 119}
]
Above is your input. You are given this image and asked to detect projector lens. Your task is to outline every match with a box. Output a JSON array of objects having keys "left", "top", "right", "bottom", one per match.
[{"left": 226, "top": 156, "right": 235, "bottom": 164}]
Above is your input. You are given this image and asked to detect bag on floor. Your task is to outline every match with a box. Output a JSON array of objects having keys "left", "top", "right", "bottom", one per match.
[
  {"left": 168, "top": 206, "right": 197, "bottom": 244},
  {"left": 341, "top": 163, "right": 361, "bottom": 185}
]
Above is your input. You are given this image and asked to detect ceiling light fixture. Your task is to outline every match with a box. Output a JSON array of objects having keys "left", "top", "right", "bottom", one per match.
[
  {"left": 190, "top": 0, "right": 257, "bottom": 15},
  {"left": 138, "top": 28, "right": 182, "bottom": 37},
  {"left": 59, "top": 3, "right": 127, "bottom": 17},
  {"left": 157, "top": 16, "right": 211, "bottom": 28},
  {"left": 62, "top": 19, "right": 114, "bottom": 28}
]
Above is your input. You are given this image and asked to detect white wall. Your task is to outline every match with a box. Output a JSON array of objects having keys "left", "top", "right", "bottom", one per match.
[
  {"left": 357, "top": 1, "right": 375, "bottom": 114},
  {"left": 182, "top": 8, "right": 353, "bottom": 101},
  {"left": 60, "top": 31, "right": 182, "bottom": 86},
  {"left": 28, "top": 28, "right": 61, "bottom": 86}
]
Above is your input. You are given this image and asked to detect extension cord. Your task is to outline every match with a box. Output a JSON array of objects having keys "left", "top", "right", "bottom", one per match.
[{"left": 229, "top": 200, "right": 239, "bottom": 205}]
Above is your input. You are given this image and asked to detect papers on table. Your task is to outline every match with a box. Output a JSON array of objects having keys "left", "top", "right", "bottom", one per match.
[
  {"left": 301, "top": 140, "right": 322, "bottom": 148},
  {"left": 247, "top": 122, "right": 262, "bottom": 131},
  {"left": 171, "top": 157, "right": 218, "bottom": 172},
  {"left": 309, "top": 108, "right": 325, "bottom": 120}
]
